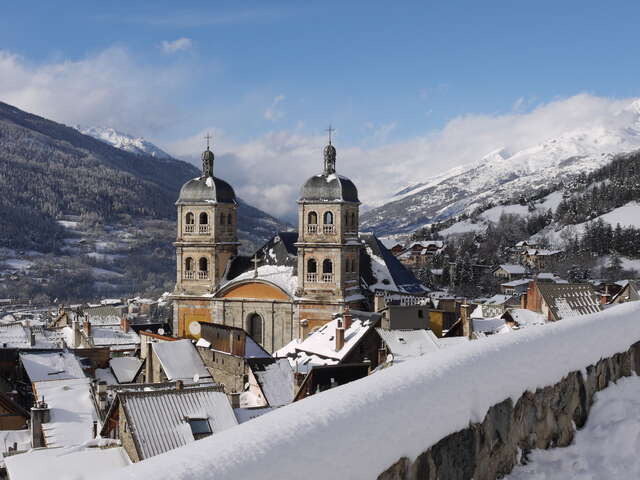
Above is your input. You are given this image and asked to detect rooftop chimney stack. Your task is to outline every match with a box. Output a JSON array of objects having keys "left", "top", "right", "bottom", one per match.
[
  {"left": 374, "top": 291, "right": 386, "bottom": 312},
  {"left": 600, "top": 285, "right": 611, "bottom": 305},
  {"left": 461, "top": 302, "right": 473, "bottom": 339},
  {"left": 83, "top": 319, "right": 91, "bottom": 337},
  {"left": 120, "top": 315, "right": 130, "bottom": 333},
  {"left": 30, "top": 398, "right": 50, "bottom": 448},
  {"left": 335, "top": 320, "right": 345, "bottom": 351},
  {"left": 175, "top": 380, "right": 184, "bottom": 391},
  {"left": 343, "top": 306, "right": 353, "bottom": 330}
]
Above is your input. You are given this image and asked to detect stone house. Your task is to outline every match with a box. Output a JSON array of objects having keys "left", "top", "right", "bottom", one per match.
[
  {"left": 492, "top": 264, "right": 527, "bottom": 282},
  {"left": 100, "top": 383, "right": 237, "bottom": 462},
  {"left": 522, "top": 249, "right": 562, "bottom": 270}
]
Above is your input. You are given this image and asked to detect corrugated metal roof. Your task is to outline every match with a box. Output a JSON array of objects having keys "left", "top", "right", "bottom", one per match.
[{"left": 121, "top": 386, "right": 237, "bottom": 460}]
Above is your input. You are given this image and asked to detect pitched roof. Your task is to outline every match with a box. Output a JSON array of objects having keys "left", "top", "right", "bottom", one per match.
[
  {"left": 247, "top": 358, "right": 295, "bottom": 407},
  {"left": 153, "top": 339, "right": 212, "bottom": 383},
  {"left": 20, "top": 352, "right": 85, "bottom": 383},
  {"left": 536, "top": 283, "right": 602, "bottom": 320},
  {"left": 494, "top": 264, "right": 526, "bottom": 275},
  {"left": 359, "top": 233, "right": 426, "bottom": 295},
  {"left": 376, "top": 329, "right": 442, "bottom": 362},
  {"left": 110, "top": 356, "right": 143, "bottom": 384},
  {"left": 120, "top": 386, "right": 237, "bottom": 460}
]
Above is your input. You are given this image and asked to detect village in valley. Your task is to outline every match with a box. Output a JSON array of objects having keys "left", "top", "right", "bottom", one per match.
[
  {"left": 4, "top": 3, "right": 640, "bottom": 479},
  {"left": 0, "top": 131, "right": 637, "bottom": 479}
]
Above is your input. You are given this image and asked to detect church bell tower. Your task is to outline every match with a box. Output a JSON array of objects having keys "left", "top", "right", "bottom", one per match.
[
  {"left": 172, "top": 135, "right": 239, "bottom": 337},
  {"left": 296, "top": 128, "right": 361, "bottom": 332}
]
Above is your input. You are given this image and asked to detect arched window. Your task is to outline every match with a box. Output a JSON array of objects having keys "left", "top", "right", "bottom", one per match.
[
  {"left": 323, "top": 211, "right": 334, "bottom": 225},
  {"left": 199, "top": 257, "right": 208, "bottom": 272},
  {"left": 186, "top": 212, "right": 195, "bottom": 224},
  {"left": 351, "top": 212, "right": 357, "bottom": 228},
  {"left": 185, "top": 257, "right": 194, "bottom": 271},
  {"left": 323, "top": 259, "right": 333, "bottom": 273},
  {"left": 220, "top": 213, "right": 225, "bottom": 225},
  {"left": 247, "top": 313, "right": 263, "bottom": 344},
  {"left": 307, "top": 258, "right": 317, "bottom": 273},
  {"left": 199, "top": 212, "right": 208, "bottom": 225},
  {"left": 308, "top": 211, "right": 318, "bottom": 224},
  {"left": 227, "top": 213, "right": 233, "bottom": 225}
]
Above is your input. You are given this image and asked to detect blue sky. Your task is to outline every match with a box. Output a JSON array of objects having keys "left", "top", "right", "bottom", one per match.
[{"left": 1, "top": 1, "right": 640, "bottom": 218}]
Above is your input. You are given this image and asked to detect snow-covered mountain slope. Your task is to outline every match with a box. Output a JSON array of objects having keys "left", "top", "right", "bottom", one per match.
[
  {"left": 76, "top": 126, "right": 171, "bottom": 159},
  {"left": 361, "top": 100, "right": 640, "bottom": 236}
]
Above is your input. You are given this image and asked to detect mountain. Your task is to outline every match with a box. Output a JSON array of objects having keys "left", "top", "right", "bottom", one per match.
[
  {"left": 361, "top": 100, "right": 640, "bottom": 237},
  {"left": 0, "top": 101, "right": 288, "bottom": 301},
  {"left": 76, "top": 125, "right": 172, "bottom": 159}
]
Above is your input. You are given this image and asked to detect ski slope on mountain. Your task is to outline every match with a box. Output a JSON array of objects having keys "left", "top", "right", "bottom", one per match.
[{"left": 361, "top": 100, "right": 640, "bottom": 236}]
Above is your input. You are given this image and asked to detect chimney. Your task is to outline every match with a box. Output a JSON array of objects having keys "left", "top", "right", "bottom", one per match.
[
  {"left": 374, "top": 291, "right": 386, "bottom": 312},
  {"left": 83, "top": 319, "right": 91, "bottom": 337},
  {"left": 461, "top": 302, "right": 473, "bottom": 339},
  {"left": 30, "top": 398, "right": 50, "bottom": 448},
  {"left": 520, "top": 292, "right": 528, "bottom": 309},
  {"left": 97, "top": 381, "right": 108, "bottom": 412},
  {"left": 28, "top": 327, "right": 35, "bottom": 347},
  {"left": 600, "top": 285, "right": 611, "bottom": 305},
  {"left": 120, "top": 315, "right": 130, "bottom": 333},
  {"left": 175, "top": 380, "right": 184, "bottom": 391},
  {"left": 228, "top": 392, "right": 241, "bottom": 409},
  {"left": 378, "top": 346, "right": 388, "bottom": 365},
  {"left": 335, "top": 319, "right": 345, "bottom": 351},
  {"left": 92, "top": 421, "right": 98, "bottom": 438},
  {"left": 343, "top": 306, "right": 353, "bottom": 330}
]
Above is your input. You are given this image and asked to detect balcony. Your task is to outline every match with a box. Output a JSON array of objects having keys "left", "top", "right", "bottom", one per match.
[
  {"left": 198, "top": 271, "right": 209, "bottom": 280},
  {"left": 198, "top": 225, "right": 210, "bottom": 234},
  {"left": 185, "top": 224, "right": 195, "bottom": 233},
  {"left": 323, "top": 225, "right": 336, "bottom": 234},
  {"left": 184, "top": 271, "right": 195, "bottom": 280},
  {"left": 306, "top": 273, "right": 334, "bottom": 283},
  {"left": 306, "top": 224, "right": 319, "bottom": 234}
]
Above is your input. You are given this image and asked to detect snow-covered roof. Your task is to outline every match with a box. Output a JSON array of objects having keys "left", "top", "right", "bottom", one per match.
[
  {"left": 153, "top": 339, "right": 212, "bottom": 383},
  {"left": 33, "top": 378, "right": 97, "bottom": 448},
  {"left": 481, "top": 294, "right": 514, "bottom": 306},
  {"left": 0, "top": 323, "right": 60, "bottom": 349},
  {"left": 495, "top": 264, "right": 526, "bottom": 275},
  {"left": 20, "top": 352, "right": 85, "bottom": 383},
  {"left": 295, "top": 311, "right": 380, "bottom": 361},
  {"left": 220, "top": 265, "right": 297, "bottom": 298},
  {"left": 248, "top": 358, "right": 295, "bottom": 407},
  {"left": 536, "top": 283, "right": 602, "bottom": 320},
  {"left": 472, "top": 317, "right": 507, "bottom": 334},
  {"left": 505, "top": 308, "right": 546, "bottom": 326},
  {"left": 119, "top": 386, "right": 237, "bottom": 460},
  {"left": 501, "top": 278, "right": 533, "bottom": 288},
  {"left": 5, "top": 445, "right": 131, "bottom": 480},
  {"left": 90, "top": 326, "right": 140, "bottom": 350},
  {"left": 376, "top": 329, "right": 442, "bottom": 362},
  {"left": 110, "top": 356, "right": 143, "bottom": 384}
]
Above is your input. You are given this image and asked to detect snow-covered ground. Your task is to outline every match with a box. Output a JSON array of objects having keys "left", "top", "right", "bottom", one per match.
[
  {"left": 506, "top": 375, "right": 640, "bottom": 480},
  {"left": 98, "top": 302, "right": 640, "bottom": 480}
]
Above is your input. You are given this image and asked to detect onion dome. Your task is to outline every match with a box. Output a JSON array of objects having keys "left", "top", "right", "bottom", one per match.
[{"left": 176, "top": 144, "right": 236, "bottom": 205}]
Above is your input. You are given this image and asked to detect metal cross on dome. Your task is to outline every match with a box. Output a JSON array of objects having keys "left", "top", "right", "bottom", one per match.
[
  {"left": 252, "top": 253, "right": 261, "bottom": 278},
  {"left": 326, "top": 125, "right": 335, "bottom": 145},
  {"left": 204, "top": 133, "right": 212, "bottom": 149}
]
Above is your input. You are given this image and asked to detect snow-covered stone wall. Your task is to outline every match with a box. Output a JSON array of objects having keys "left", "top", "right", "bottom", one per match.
[{"left": 105, "top": 302, "right": 640, "bottom": 480}]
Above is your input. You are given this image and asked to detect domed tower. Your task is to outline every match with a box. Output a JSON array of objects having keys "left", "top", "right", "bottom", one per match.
[
  {"left": 174, "top": 138, "right": 239, "bottom": 297},
  {"left": 296, "top": 131, "right": 361, "bottom": 330}
]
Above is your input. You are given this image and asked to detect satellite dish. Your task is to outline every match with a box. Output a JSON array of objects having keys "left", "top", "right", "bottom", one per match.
[
  {"left": 158, "top": 328, "right": 165, "bottom": 336},
  {"left": 193, "top": 374, "right": 200, "bottom": 384}
]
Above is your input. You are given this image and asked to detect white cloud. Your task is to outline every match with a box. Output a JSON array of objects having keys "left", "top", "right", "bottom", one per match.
[
  {"left": 263, "top": 94, "right": 285, "bottom": 121},
  {"left": 165, "top": 94, "right": 639, "bottom": 222},
  {"left": 161, "top": 37, "right": 193, "bottom": 54},
  {"left": 0, "top": 47, "right": 187, "bottom": 135}
]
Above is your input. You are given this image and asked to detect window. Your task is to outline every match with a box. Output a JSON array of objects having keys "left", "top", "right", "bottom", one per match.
[
  {"left": 220, "top": 213, "right": 225, "bottom": 225},
  {"left": 187, "top": 418, "right": 212, "bottom": 440},
  {"left": 227, "top": 213, "right": 233, "bottom": 225},
  {"left": 185, "top": 257, "right": 194, "bottom": 271},
  {"left": 308, "top": 211, "right": 318, "bottom": 224},
  {"left": 323, "top": 211, "right": 334, "bottom": 225},
  {"left": 351, "top": 212, "right": 357, "bottom": 227},
  {"left": 199, "top": 212, "right": 208, "bottom": 225},
  {"left": 323, "top": 259, "right": 333, "bottom": 274},
  {"left": 186, "top": 212, "right": 195, "bottom": 224},
  {"left": 199, "top": 257, "right": 208, "bottom": 272},
  {"left": 307, "top": 258, "right": 317, "bottom": 273},
  {"left": 247, "top": 313, "right": 263, "bottom": 344}
]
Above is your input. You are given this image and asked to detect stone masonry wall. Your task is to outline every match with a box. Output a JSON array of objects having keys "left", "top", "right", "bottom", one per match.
[{"left": 378, "top": 342, "right": 640, "bottom": 480}]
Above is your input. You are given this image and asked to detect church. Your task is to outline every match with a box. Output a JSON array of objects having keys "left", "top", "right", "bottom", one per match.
[{"left": 170, "top": 135, "right": 426, "bottom": 353}]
